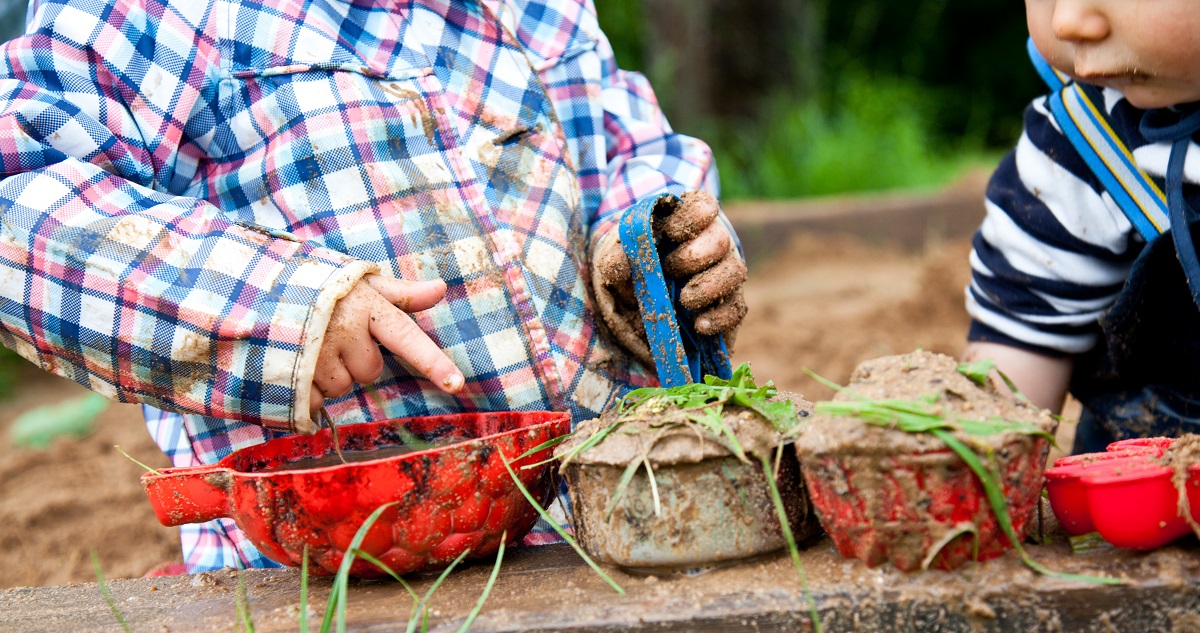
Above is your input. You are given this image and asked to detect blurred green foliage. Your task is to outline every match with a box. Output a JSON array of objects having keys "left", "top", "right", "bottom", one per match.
[
  {"left": 598, "top": 0, "right": 1038, "bottom": 199},
  {"left": 705, "top": 73, "right": 996, "bottom": 199}
]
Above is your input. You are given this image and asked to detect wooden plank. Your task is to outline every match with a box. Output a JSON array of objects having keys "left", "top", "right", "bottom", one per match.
[
  {"left": 3, "top": 537, "right": 1198, "bottom": 632},
  {"left": 724, "top": 173, "right": 988, "bottom": 265}
]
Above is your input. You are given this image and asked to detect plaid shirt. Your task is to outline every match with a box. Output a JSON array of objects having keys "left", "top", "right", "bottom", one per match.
[{"left": 0, "top": 0, "right": 717, "bottom": 570}]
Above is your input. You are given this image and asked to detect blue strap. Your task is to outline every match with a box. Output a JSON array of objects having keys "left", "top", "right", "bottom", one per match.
[
  {"left": 1165, "top": 139, "right": 1200, "bottom": 309},
  {"left": 1030, "top": 39, "right": 1169, "bottom": 242},
  {"left": 1141, "top": 105, "right": 1200, "bottom": 310},
  {"left": 1027, "top": 38, "right": 1066, "bottom": 92},
  {"left": 618, "top": 194, "right": 732, "bottom": 387},
  {"left": 1030, "top": 37, "right": 1200, "bottom": 311}
]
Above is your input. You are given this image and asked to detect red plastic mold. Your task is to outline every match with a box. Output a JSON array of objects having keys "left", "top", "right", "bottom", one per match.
[
  {"left": 1045, "top": 437, "right": 1200, "bottom": 549},
  {"left": 800, "top": 434, "right": 1051, "bottom": 572},
  {"left": 141, "top": 411, "right": 569, "bottom": 577}
]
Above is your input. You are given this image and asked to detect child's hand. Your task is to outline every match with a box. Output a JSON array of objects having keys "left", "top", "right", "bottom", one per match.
[
  {"left": 310, "top": 274, "right": 464, "bottom": 413},
  {"left": 593, "top": 191, "right": 747, "bottom": 366}
]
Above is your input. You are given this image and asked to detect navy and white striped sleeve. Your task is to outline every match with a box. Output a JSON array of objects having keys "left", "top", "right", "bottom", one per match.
[{"left": 966, "top": 96, "right": 1142, "bottom": 356}]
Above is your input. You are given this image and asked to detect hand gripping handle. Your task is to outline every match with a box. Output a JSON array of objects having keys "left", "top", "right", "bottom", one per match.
[{"left": 618, "top": 194, "right": 732, "bottom": 387}]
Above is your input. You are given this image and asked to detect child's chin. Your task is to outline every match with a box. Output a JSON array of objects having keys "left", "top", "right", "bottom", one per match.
[{"left": 1117, "top": 85, "right": 1200, "bottom": 110}]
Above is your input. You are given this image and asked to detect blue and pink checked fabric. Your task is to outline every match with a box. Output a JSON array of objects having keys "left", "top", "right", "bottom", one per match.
[{"left": 0, "top": 0, "right": 719, "bottom": 570}]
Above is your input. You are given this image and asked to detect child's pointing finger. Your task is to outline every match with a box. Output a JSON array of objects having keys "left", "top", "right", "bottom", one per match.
[
  {"left": 362, "top": 274, "right": 447, "bottom": 312},
  {"left": 368, "top": 306, "right": 465, "bottom": 394}
]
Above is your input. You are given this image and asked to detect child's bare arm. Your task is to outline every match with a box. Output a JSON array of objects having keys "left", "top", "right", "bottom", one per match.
[
  {"left": 310, "top": 274, "right": 464, "bottom": 413},
  {"left": 962, "top": 342, "right": 1073, "bottom": 414}
]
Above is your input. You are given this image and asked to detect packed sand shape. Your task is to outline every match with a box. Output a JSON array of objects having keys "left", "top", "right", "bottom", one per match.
[{"left": 795, "top": 350, "right": 1058, "bottom": 571}]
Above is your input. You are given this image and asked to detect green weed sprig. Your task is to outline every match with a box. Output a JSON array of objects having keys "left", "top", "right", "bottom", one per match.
[
  {"left": 499, "top": 452, "right": 625, "bottom": 594},
  {"left": 91, "top": 549, "right": 132, "bottom": 633},
  {"left": 320, "top": 502, "right": 399, "bottom": 633},
  {"left": 114, "top": 445, "right": 161, "bottom": 476},
  {"left": 618, "top": 363, "right": 801, "bottom": 435},
  {"left": 759, "top": 453, "right": 823, "bottom": 633},
  {"left": 234, "top": 561, "right": 256, "bottom": 633}
]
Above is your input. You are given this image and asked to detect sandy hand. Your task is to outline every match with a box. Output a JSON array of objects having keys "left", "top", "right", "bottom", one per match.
[
  {"left": 309, "top": 274, "right": 464, "bottom": 417},
  {"left": 593, "top": 191, "right": 747, "bottom": 367}
]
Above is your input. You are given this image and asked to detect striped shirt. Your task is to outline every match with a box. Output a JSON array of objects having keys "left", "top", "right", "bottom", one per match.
[
  {"left": 0, "top": 0, "right": 718, "bottom": 570},
  {"left": 968, "top": 88, "right": 1200, "bottom": 356}
]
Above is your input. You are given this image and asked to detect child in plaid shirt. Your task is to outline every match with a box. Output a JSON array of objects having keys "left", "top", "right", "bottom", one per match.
[{"left": 0, "top": 0, "right": 744, "bottom": 570}]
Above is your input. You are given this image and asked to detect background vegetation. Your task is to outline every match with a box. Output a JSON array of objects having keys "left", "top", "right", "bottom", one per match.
[{"left": 599, "top": 0, "right": 1041, "bottom": 199}]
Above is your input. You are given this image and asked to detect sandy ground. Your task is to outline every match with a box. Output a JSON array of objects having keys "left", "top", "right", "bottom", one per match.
[{"left": 0, "top": 229, "right": 1008, "bottom": 589}]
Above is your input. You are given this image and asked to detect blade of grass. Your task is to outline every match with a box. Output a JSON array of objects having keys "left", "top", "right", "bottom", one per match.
[
  {"left": 91, "top": 549, "right": 132, "bottom": 633},
  {"left": 455, "top": 531, "right": 507, "bottom": 633},
  {"left": 556, "top": 420, "right": 624, "bottom": 469},
  {"left": 514, "top": 434, "right": 571, "bottom": 463},
  {"left": 321, "top": 501, "right": 400, "bottom": 633},
  {"left": 405, "top": 551, "right": 469, "bottom": 633},
  {"left": 604, "top": 456, "right": 644, "bottom": 520},
  {"left": 643, "top": 457, "right": 662, "bottom": 518},
  {"left": 757, "top": 456, "right": 822, "bottom": 633},
  {"left": 956, "top": 359, "right": 1028, "bottom": 401},
  {"left": 349, "top": 548, "right": 419, "bottom": 603},
  {"left": 499, "top": 453, "right": 625, "bottom": 594},
  {"left": 234, "top": 562, "right": 257, "bottom": 633},
  {"left": 318, "top": 407, "right": 347, "bottom": 464},
  {"left": 920, "top": 523, "right": 979, "bottom": 571},
  {"left": 114, "top": 445, "right": 161, "bottom": 476},
  {"left": 930, "top": 429, "right": 1121, "bottom": 585},
  {"left": 299, "top": 547, "right": 310, "bottom": 633}
]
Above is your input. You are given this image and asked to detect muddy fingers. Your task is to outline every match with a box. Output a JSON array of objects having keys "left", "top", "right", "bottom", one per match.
[
  {"left": 659, "top": 190, "right": 720, "bottom": 242},
  {"left": 695, "top": 289, "right": 748, "bottom": 335},
  {"left": 663, "top": 220, "right": 731, "bottom": 277},
  {"left": 679, "top": 249, "right": 747, "bottom": 311}
]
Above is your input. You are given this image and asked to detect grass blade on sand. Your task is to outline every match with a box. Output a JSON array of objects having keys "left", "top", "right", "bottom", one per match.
[
  {"left": 499, "top": 453, "right": 625, "bottom": 594},
  {"left": 299, "top": 548, "right": 310, "bottom": 633},
  {"left": 234, "top": 562, "right": 257, "bottom": 633},
  {"left": 758, "top": 456, "right": 823, "bottom": 633},
  {"left": 931, "top": 429, "right": 1120, "bottom": 585},
  {"left": 455, "top": 532, "right": 507, "bottom": 633},
  {"left": 91, "top": 549, "right": 132, "bottom": 633},
  {"left": 405, "top": 551, "right": 469, "bottom": 633}
]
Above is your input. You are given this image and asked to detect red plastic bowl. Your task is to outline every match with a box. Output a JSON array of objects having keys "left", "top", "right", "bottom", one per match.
[
  {"left": 1081, "top": 460, "right": 1191, "bottom": 549},
  {"left": 799, "top": 435, "right": 1051, "bottom": 572},
  {"left": 141, "top": 411, "right": 569, "bottom": 577},
  {"left": 1045, "top": 454, "right": 1162, "bottom": 535},
  {"left": 1045, "top": 437, "right": 1200, "bottom": 549}
]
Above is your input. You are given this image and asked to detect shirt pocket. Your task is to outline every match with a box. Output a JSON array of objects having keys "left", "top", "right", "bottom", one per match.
[{"left": 208, "top": 63, "right": 465, "bottom": 261}]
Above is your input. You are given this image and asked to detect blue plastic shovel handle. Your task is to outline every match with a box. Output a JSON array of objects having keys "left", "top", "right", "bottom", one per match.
[{"left": 618, "top": 194, "right": 732, "bottom": 387}]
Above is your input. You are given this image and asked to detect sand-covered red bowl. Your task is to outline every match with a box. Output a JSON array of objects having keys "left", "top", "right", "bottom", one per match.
[
  {"left": 141, "top": 411, "right": 568, "bottom": 577},
  {"left": 794, "top": 350, "right": 1057, "bottom": 572}
]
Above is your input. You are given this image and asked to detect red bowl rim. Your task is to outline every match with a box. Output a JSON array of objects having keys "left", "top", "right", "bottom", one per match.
[
  {"left": 1079, "top": 460, "right": 1173, "bottom": 486},
  {"left": 1053, "top": 447, "right": 1159, "bottom": 468},
  {"left": 1046, "top": 454, "right": 1162, "bottom": 480},
  {"left": 1106, "top": 437, "right": 1176, "bottom": 451}
]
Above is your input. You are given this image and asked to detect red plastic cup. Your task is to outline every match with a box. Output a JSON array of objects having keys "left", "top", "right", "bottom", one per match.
[{"left": 1081, "top": 460, "right": 1191, "bottom": 549}]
